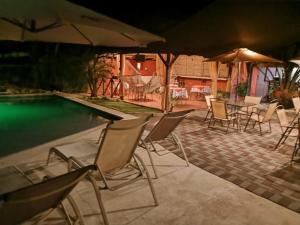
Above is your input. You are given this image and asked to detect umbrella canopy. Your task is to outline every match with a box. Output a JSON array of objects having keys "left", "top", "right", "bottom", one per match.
[
  {"left": 205, "top": 48, "right": 283, "bottom": 100},
  {"left": 290, "top": 56, "right": 300, "bottom": 66},
  {"left": 143, "top": 0, "right": 300, "bottom": 56},
  {"left": 0, "top": 0, "right": 165, "bottom": 47},
  {"left": 205, "top": 48, "right": 283, "bottom": 64}
]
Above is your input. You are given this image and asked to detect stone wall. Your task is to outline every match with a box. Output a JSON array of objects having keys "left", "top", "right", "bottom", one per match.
[{"left": 172, "top": 55, "right": 229, "bottom": 78}]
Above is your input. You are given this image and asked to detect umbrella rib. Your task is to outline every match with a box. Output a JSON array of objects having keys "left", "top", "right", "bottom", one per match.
[
  {"left": 1, "top": 18, "right": 61, "bottom": 32},
  {"left": 120, "top": 32, "right": 140, "bottom": 45},
  {"left": 71, "top": 24, "right": 94, "bottom": 45}
]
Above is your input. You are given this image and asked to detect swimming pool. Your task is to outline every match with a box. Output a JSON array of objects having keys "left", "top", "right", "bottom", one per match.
[{"left": 0, "top": 95, "right": 120, "bottom": 157}]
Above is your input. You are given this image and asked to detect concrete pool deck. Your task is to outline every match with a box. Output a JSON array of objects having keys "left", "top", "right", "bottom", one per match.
[{"left": 1, "top": 118, "right": 300, "bottom": 225}]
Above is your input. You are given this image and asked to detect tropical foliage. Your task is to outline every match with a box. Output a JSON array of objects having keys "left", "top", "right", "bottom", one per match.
[
  {"left": 0, "top": 43, "right": 90, "bottom": 93},
  {"left": 272, "top": 62, "right": 300, "bottom": 108},
  {"left": 85, "top": 53, "right": 115, "bottom": 97}
]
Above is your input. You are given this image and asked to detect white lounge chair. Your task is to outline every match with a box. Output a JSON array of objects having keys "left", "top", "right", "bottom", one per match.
[{"left": 47, "top": 115, "right": 158, "bottom": 225}]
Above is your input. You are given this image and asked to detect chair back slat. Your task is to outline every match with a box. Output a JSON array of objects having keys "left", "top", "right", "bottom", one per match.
[
  {"left": 263, "top": 102, "right": 278, "bottom": 122},
  {"left": 144, "top": 110, "right": 193, "bottom": 142},
  {"left": 95, "top": 115, "right": 151, "bottom": 173},
  {"left": 0, "top": 165, "right": 95, "bottom": 225},
  {"left": 211, "top": 100, "right": 227, "bottom": 120}
]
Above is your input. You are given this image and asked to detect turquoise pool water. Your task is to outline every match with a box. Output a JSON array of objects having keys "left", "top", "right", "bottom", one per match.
[{"left": 0, "top": 95, "right": 120, "bottom": 157}]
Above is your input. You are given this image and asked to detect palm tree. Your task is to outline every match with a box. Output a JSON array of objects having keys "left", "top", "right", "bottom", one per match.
[{"left": 86, "top": 53, "right": 115, "bottom": 97}]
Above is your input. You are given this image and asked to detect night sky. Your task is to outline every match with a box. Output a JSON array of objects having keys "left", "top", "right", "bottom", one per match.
[{"left": 68, "top": 0, "right": 214, "bottom": 34}]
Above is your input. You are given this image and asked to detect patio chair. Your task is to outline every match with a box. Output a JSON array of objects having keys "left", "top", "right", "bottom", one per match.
[
  {"left": 0, "top": 165, "right": 97, "bottom": 225},
  {"left": 244, "top": 100, "right": 278, "bottom": 135},
  {"left": 274, "top": 105, "right": 298, "bottom": 149},
  {"left": 208, "top": 99, "right": 237, "bottom": 133},
  {"left": 292, "top": 97, "right": 300, "bottom": 114},
  {"left": 204, "top": 95, "right": 215, "bottom": 121},
  {"left": 140, "top": 109, "right": 194, "bottom": 178},
  {"left": 237, "top": 96, "right": 262, "bottom": 116},
  {"left": 291, "top": 118, "right": 300, "bottom": 163},
  {"left": 47, "top": 115, "right": 158, "bottom": 222}
]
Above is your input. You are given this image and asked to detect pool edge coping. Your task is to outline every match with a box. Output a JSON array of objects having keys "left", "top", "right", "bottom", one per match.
[{"left": 55, "top": 92, "right": 136, "bottom": 120}]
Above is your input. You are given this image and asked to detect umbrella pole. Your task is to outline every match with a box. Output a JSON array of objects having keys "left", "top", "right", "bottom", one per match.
[{"left": 235, "top": 62, "right": 241, "bottom": 101}]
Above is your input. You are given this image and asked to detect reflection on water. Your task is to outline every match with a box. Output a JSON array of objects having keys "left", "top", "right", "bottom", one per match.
[{"left": 0, "top": 95, "right": 120, "bottom": 157}]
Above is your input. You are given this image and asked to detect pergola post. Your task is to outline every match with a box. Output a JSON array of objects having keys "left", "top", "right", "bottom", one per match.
[
  {"left": 119, "top": 53, "right": 125, "bottom": 100},
  {"left": 158, "top": 53, "right": 178, "bottom": 112}
]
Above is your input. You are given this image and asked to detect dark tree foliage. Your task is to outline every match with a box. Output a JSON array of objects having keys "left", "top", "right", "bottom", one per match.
[{"left": 0, "top": 42, "right": 92, "bottom": 93}]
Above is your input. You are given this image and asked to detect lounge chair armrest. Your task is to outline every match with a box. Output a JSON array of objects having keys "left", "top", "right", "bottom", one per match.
[{"left": 68, "top": 156, "right": 86, "bottom": 170}]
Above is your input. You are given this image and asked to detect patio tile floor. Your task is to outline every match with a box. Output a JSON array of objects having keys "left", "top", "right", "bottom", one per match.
[{"left": 159, "top": 112, "right": 300, "bottom": 213}]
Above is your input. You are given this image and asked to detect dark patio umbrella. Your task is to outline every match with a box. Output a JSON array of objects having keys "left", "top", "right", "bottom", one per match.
[
  {"left": 0, "top": 0, "right": 165, "bottom": 47},
  {"left": 205, "top": 48, "right": 283, "bottom": 100}
]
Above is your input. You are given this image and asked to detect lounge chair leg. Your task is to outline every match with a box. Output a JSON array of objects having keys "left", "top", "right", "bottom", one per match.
[
  {"left": 66, "top": 196, "right": 85, "bottom": 225},
  {"left": 142, "top": 140, "right": 158, "bottom": 179},
  {"left": 171, "top": 133, "right": 189, "bottom": 167},
  {"left": 269, "top": 121, "right": 272, "bottom": 133},
  {"left": 134, "top": 154, "right": 159, "bottom": 206},
  {"left": 89, "top": 175, "right": 110, "bottom": 225}
]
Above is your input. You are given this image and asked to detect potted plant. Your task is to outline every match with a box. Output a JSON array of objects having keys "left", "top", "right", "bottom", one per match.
[
  {"left": 217, "top": 90, "right": 230, "bottom": 100},
  {"left": 236, "top": 82, "right": 248, "bottom": 100}
]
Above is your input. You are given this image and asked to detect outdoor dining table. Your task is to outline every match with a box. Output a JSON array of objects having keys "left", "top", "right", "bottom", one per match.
[
  {"left": 170, "top": 87, "right": 189, "bottom": 99},
  {"left": 226, "top": 100, "right": 257, "bottom": 131}
]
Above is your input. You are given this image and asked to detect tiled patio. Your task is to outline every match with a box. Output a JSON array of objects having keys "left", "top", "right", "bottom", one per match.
[{"left": 160, "top": 110, "right": 300, "bottom": 213}]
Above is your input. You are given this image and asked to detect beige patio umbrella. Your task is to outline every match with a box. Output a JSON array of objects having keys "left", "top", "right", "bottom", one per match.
[
  {"left": 205, "top": 48, "right": 283, "bottom": 100},
  {"left": 0, "top": 0, "right": 165, "bottom": 47},
  {"left": 290, "top": 56, "right": 300, "bottom": 66}
]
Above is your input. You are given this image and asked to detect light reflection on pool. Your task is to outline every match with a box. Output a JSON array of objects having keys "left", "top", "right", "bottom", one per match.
[{"left": 0, "top": 95, "right": 120, "bottom": 157}]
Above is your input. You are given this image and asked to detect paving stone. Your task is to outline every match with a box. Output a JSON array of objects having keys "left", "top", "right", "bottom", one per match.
[{"left": 160, "top": 115, "right": 300, "bottom": 214}]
